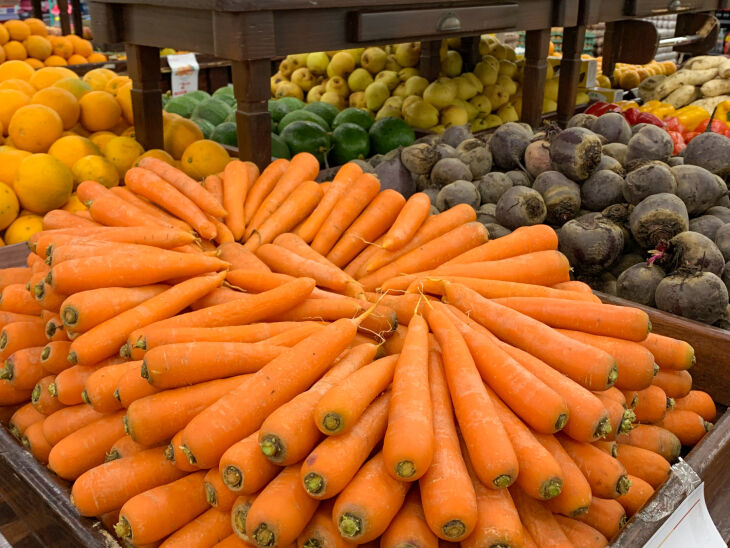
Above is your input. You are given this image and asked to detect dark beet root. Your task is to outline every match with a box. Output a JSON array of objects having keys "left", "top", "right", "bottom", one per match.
[
  {"left": 375, "top": 152, "right": 416, "bottom": 198},
  {"left": 715, "top": 224, "right": 730, "bottom": 261},
  {"left": 610, "top": 253, "right": 645, "bottom": 278},
  {"left": 506, "top": 170, "right": 532, "bottom": 187},
  {"left": 490, "top": 122, "right": 532, "bottom": 170},
  {"left": 422, "top": 187, "right": 439, "bottom": 206},
  {"left": 617, "top": 263, "right": 666, "bottom": 306},
  {"left": 625, "top": 125, "right": 673, "bottom": 165},
  {"left": 690, "top": 215, "right": 724, "bottom": 241},
  {"left": 476, "top": 172, "right": 513, "bottom": 205},
  {"left": 550, "top": 127, "right": 603, "bottom": 181},
  {"left": 495, "top": 186, "right": 547, "bottom": 229},
  {"left": 716, "top": 194, "right": 730, "bottom": 208},
  {"left": 622, "top": 161, "right": 677, "bottom": 205},
  {"left": 430, "top": 157, "right": 472, "bottom": 187},
  {"left": 476, "top": 203, "right": 497, "bottom": 225},
  {"left": 525, "top": 140, "right": 552, "bottom": 178},
  {"left": 484, "top": 223, "right": 512, "bottom": 239},
  {"left": 657, "top": 231, "right": 725, "bottom": 276},
  {"left": 566, "top": 113, "right": 597, "bottom": 130},
  {"left": 591, "top": 112, "right": 632, "bottom": 144},
  {"left": 400, "top": 143, "right": 438, "bottom": 174},
  {"left": 671, "top": 165, "right": 727, "bottom": 216},
  {"left": 596, "top": 155, "right": 625, "bottom": 176},
  {"left": 436, "top": 180, "right": 480, "bottom": 211},
  {"left": 629, "top": 193, "right": 689, "bottom": 249},
  {"left": 668, "top": 157, "right": 684, "bottom": 167},
  {"left": 722, "top": 261, "right": 730, "bottom": 293},
  {"left": 655, "top": 272, "right": 729, "bottom": 324},
  {"left": 707, "top": 206, "right": 730, "bottom": 224},
  {"left": 532, "top": 171, "right": 581, "bottom": 226},
  {"left": 456, "top": 139, "right": 492, "bottom": 178},
  {"left": 439, "top": 125, "right": 473, "bottom": 148},
  {"left": 602, "top": 143, "right": 628, "bottom": 166},
  {"left": 683, "top": 132, "right": 730, "bottom": 177},
  {"left": 581, "top": 170, "right": 625, "bottom": 211},
  {"left": 558, "top": 213, "right": 624, "bottom": 275}
]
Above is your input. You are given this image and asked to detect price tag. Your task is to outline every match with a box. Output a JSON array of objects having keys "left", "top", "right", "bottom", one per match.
[
  {"left": 644, "top": 483, "right": 725, "bottom": 548},
  {"left": 168, "top": 53, "right": 199, "bottom": 97}
]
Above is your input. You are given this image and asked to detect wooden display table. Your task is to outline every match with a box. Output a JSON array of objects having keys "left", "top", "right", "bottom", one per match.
[
  {"left": 30, "top": 0, "right": 84, "bottom": 37},
  {"left": 88, "top": 0, "right": 580, "bottom": 169},
  {"left": 556, "top": 0, "right": 729, "bottom": 126}
]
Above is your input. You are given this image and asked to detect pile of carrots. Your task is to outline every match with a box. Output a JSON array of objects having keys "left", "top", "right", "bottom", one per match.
[{"left": 0, "top": 151, "right": 718, "bottom": 548}]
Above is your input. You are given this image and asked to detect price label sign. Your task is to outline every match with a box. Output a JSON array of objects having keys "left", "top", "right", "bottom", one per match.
[
  {"left": 644, "top": 483, "right": 725, "bottom": 548},
  {"left": 168, "top": 53, "right": 199, "bottom": 97}
]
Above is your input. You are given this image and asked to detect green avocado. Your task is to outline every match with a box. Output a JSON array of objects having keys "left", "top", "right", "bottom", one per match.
[
  {"left": 280, "top": 120, "right": 331, "bottom": 166},
  {"left": 303, "top": 102, "right": 340, "bottom": 127},
  {"left": 332, "top": 107, "right": 375, "bottom": 131},
  {"left": 271, "top": 132, "right": 291, "bottom": 160},
  {"left": 278, "top": 110, "right": 330, "bottom": 134},
  {"left": 330, "top": 123, "right": 370, "bottom": 166},
  {"left": 369, "top": 117, "right": 415, "bottom": 155},
  {"left": 211, "top": 122, "right": 238, "bottom": 147},
  {"left": 191, "top": 97, "right": 232, "bottom": 126},
  {"left": 163, "top": 95, "right": 197, "bottom": 118}
]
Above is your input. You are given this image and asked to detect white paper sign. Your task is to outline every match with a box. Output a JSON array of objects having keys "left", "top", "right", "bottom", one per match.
[
  {"left": 168, "top": 53, "right": 199, "bottom": 97},
  {"left": 644, "top": 483, "right": 725, "bottom": 548}
]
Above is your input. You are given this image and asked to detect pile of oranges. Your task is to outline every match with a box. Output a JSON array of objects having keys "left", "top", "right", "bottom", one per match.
[{"left": 0, "top": 18, "right": 107, "bottom": 68}]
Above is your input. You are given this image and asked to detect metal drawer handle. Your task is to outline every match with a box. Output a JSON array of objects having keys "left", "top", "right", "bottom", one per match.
[{"left": 437, "top": 13, "right": 461, "bottom": 32}]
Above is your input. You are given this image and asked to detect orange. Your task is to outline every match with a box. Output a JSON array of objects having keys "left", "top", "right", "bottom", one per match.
[
  {"left": 0, "top": 181, "right": 19, "bottom": 230},
  {"left": 62, "top": 193, "right": 87, "bottom": 212},
  {"left": 116, "top": 82, "right": 133, "bottom": 124},
  {"left": 0, "top": 78, "right": 35, "bottom": 96},
  {"left": 110, "top": 118, "right": 129, "bottom": 135},
  {"left": 44, "top": 55, "right": 68, "bottom": 67},
  {"left": 0, "top": 89, "right": 31, "bottom": 135},
  {"left": 70, "top": 123, "right": 91, "bottom": 138},
  {"left": 662, "top": 61, "right": 677, "bottom": 76},
  {"left": 0, "top": 59, "right": 34, "bottom": 81},
  {"left": 3, "top": 41, "right": 28, "bottom": 61},
  {"left": 88, "top": 130, "right": 117, "bottom": 153},
  {"left": 163, "top": 117, "right": 204, "bottom": 160},
  {"left": 78, "top": 90, "right": 121, "bottom": 132},
  {"left": 67, "top": 54, "right": 87, "bottom": 65},
  {"left": 69, "top": 36, "right": 93, "bottom": 58},
  {"left": 8, "top": 104, "right": 63, "bottom": 152},
  {"left": 48, "top": 135, "right": 101, "bottom": 169},
  {"left": 53, "top": 77, "right": 91, "bottom": 100},
  {"left": 24, "top": 58, "right": 43, "bottom": 69},
  {"left": 25, "top": 18, "right": 47, "bottom": 37},
  {"left": 4, "top": 21, "right": 31, "bottom": 42},
  {"left": 0, "top": 46, "right": 5, "bottom": 63},
  {"left": 51, "top": 36, "right": 73, "bottom": 60},
  {"left": 0, "top": 24, "right": 8, "bottom": 46},
  {"left": 134, "top": 148, "right": 174, "bottom": 167},
  {"left": 619, "top": 70, "right": 640, "bottom": 90},
  {"left": 23, "top": 35, "right": 51, "bottom": 60},
  {"left": 71, "top": 154, "right": 119, "bottom": 188},
  {"left": 105, "top": 75, "right": 131, "bottom": 96},
  {"left": 104, "top": 136, "right": 144, "bottom": 176},
  {"left": 0, "top": 148, "right": 31, "bottom": 186},
  {"left": 31, "top": 87, "right": 79, "bottom": 129},
  {"left": 82, "top": 68, "right": 116, "bottom": 91},
  {"left": 14, "top": 153, "right": 73, "bottom": 213},
  {"left": 180, "top": 139, "right": 230, "bottom": 179},
  {"left": 121, "top": 126, "right": 135, "bottom": 138},
  {"left": 635, "top": 68, "right": 650, "bottom": 82},
  {"left": 4, "top": 214, "right": 43, "bottom": 244},
  {"left": 30, "top": 66, "right": 77, "bottom": 89},
  {"left": 86, "top": 52, "right": 107, "bottom": 63}
]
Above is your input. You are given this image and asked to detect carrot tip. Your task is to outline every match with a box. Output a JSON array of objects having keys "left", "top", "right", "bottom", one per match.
[
  {"left": 45, "top": 322, "right": 58, "bottom": 339},
  {"left": 114, "top": 517, "right": 131, "bottom": 539},
  {"left": 541, "top": 478, "right": 563, "bottom": 500},
  {"left": 493, "top": 474, "right": 513, "bottom": 488},
  {"left": 232, "top": 505, "right": 250, "bottom": 539},
  {"left": 48, "top": 383, "right": 58, "bottom": 397},
  {"left": 338, "top": 513, "right": 362, "bottom": 539},
  {"left": 321, "top": 413, "right": 342, "bottom": 434},
  {"left": 555, "top": 413, "right": 569, "bottom": 431},
  {"left": 204, "top": 483, "right": 218, "bottom": 506},
  {"left": 222, "top": 465, "right": 242, "bottom": 490},
  {"left": 113, "top": 388, "right": 121, "bottom": 402},
  {"left": 595, "top": 416, "right": 612, "bottom": 439},
  {"left": 617, "top": 475, "right": 632, "bottom": 496},
  {"left": 620, "top": 410, "right": 636, "bottom": 435},
  {"left": 608, "top": 364, "right": 619, "bottom": 386},
  {"left": 119, "top": 344, "right": 131, "bottom": 359},
  {"left": 140, "top": 361, "right": 149, "bottom": 380},
  {"left": 21, "top": 436, "right": 30, "bottom": 450},
  {"left": 253, "top": 524, "right": 276, "bottom": 547},
  {"left": 81, "top": 390, "right": 90, "bottom": 404},
  {"left": 105, "top": 449, "right": 121, "bottom": 462},
  {"left": 259, "top": 435, "right": 283, "bottom": 462},
  {"left": 164, "top": 443, "right": 175, "bottom": 461},
  {"left": 8, "top": 425, "right": 19, "bottom": 441},
  {"left": 67, "top": 351, "right": 78, "bottom": 365},
  {"left": 303, "top": 472, "right": 324, "bottom": 495},
  {"left": 61, "top": 307, "right": 78, "bottom": 327},
  {"left": 395, "top": 460, "right": 416, "bottom": 479},
  {"left": 667, "top": 397, "right": 675, "bottom": 410},
  {"left": 180, "top": 444, "right": 196, "bottom": 465},
  {"left": 442, "top": 520, "right": 467, "bottom": 539},
  {"left": 0, "top": 365, "right": 9, "bottom": 381},
  {"left": 31, "top": 384, "right": 41, "bottom": 403},
  {"left": 40, "top": 346, "right": 51, "bottom": 362},
  {"left": 134, "top": 338, "right": 146, "bottom": 350},
  {"left": 0, "top": 333, "right": 7, "bottom": 350}
]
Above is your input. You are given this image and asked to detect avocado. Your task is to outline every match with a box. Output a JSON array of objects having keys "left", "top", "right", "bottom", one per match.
[
  {"left": 192, "top": 117, "right": 216, "bottom": 139},
  {"left": 191, "top": 97, "right": 232, "bottom": 126},
  {"left": 278, "top": 110, "right": 330, "bottom": 134},
  {"left": 185, "top": 90, "right": 211, "bottom": 103},
  {"left": 303, "top": 102, "right": 340, "bottom": 127},
  {"left": 330, "top": 123, "right": 370, "bottom": 166},
  {"left": 332, "top": 107, "right": 375, "bottom": 132},
  {"left": 271, "top": 132, "right": 291, "bottom": 160},
  {"left": 369, "top": 117, "right": 415, "bottom": 155},
  {"left": 224, "top": 110, "right": 237, "bottom": 123},
  {"left": 280, "top": 120, "right": 331, "bottom": 166},
  {"left": 212, "top": 85, "right": 234, "bottom": 98},
  {"left": 211, "top": 122, "right": 237, "bottom": 147},
  {"left": 268, "top": 97, "right": 306, "bottom": 124},
  {"left": 164, "top": 95, "right": 197, "bottom": 118}
]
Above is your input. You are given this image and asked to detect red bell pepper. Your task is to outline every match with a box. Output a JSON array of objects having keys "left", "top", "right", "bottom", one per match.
[
  {"left": 585, "top": 102, "right": 622, "bottom": 116},
  {"left": 694, "top": 118, "right": 726, "bottom": 134},
  {"left": 622, "top": 108, "right": 641, "bottom": 125},
  {"left": 635, "top": 112, "right": 665, "bottom": 128},
  {"left": 667, "top": 131, "right": 686, "bottom": 155},
  {"left": 683, "top": 131, "right": 701, "bottom": 143},
  {"left": 663, "top": 116, "right": 684, "bottom": 133}
]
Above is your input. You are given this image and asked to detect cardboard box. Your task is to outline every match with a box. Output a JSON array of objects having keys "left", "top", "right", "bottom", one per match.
[
  {"left": 582, "top": 87, "right": 624, "bottom": 104},
  {"left": 549, "top": 56, "right": 597, "bottom": 88}
]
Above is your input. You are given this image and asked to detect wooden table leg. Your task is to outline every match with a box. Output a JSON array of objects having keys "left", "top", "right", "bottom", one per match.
[
  {"left": 56, "top": 0, "right": 71, "bottom": 36},
  {"left": 70, "top": 0, "right": 83, "bottom": 36},
  {"left": 522, "top": 28, "right": 550, "bottom": 129},
  {"left": 126, "top": 44, "right": 164, "bottom": 151},
  {"left": 557, "top": 24, "right": 586, "bottom": 127},
  {"left": 419, "top": 40, "right": 441, "bottom": 82},
  {"left": 602, "top": 22, "right": 617, "bottom": 82},
  {"left": 30, "top": 0, "right": 42, "bottom": 19},
  {"left": 231, "top": 59, "right": 271, "bottom": 170},
  {"left": 459, "top": 36, "right": 481, "bottom": 73}
]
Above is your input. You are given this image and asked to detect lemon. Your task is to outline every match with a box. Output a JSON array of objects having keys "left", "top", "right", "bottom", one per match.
[
  {"left": 14, "top": 153, "right": 73, "bottom": 214},
  {"left": 104, "top": 136, "right": 144, "bottom": 177},
  {"left": 62, "top": 193, "right": 87, "bottom": 213},
  {"left": 71, "top": 154, "right": 119, "bottom": 189},
  {"left": 0, "top": 182, "right": 19, "bottom": 230},
  {"left": 4, "top": 214, "right": 43, "bottom": 244}
]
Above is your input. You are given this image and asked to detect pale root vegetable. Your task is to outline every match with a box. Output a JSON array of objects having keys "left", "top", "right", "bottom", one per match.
[
  {"left": 625, "top": 125, "right": 673, "bottom": 166},
  {"left": 532, "top": 171, "right": 581, "bottom": 226},
  {"left": 700, "top": 78, "right": 730, "bottom": 97},
  {"left": 525, "top": 140, "right": 552, "bottom": 178},
  {"left": 655, "top": 67, "right": 718, "bottom": 98},
  {"left": 558, "top": 214, "right": 624, "bottom": 276},
  {"left": 637, "top": 74, "right": 667, "bottom": 102},
  {"left": 602, "top": 143, "right": 628, "bottom": 167},
  {"left": 596, "top": 155, "right": 624, "bottom": 176},
  {"left": 690, "top": 215, "right": 724, "bottom": 241},
  {"left": 495, "top": 187, "right": 547, "bottom": 229},
  {"left": 581, "top": 171, "right": 624, "bottom": 212},
  {"left": 658, "top": 231, "right": 725, "bottom": 277},
  {"left": 566, "top": 113, "right": 597, "bottom": 130},
  {"left": 456, "top": 139, "right": 492, "bottom": 178},
  {"left": 550, "top": 127, "right": 602, "bottom": 182},
  {"left": 436, "top": 181, "right": 480, "bottom": 211},
  {"left": 430, "top": 158, "right": 472, "bottom": 187},
  {"left": 683, "top": 133, "right": 730, "bottom": 177},
  {"left": 617, "top": 264, "right": 666, "bottom": 307},
  {"left": 622, "top": 162, "right": 677, "bottom": 206},
  {"left": 664, "top": 85, "right": 701, "bottom": 109},
  {"left": 629, "top": 193, "right": 689, "bottom": 249},
  {"left": 490, "top": 123, "right": 532, "bottom": 171},
  {"left": 655, "top": 272, "right": 729, "bottom": 324},
  {"left": 400, "top": 144, "right": 438, "bottom": 175},
  {"left": 591, "top": 113, "right": 631, "bottom": 145},
  {"left": 475, "top": 173, "right": 513, "bottom": 205},
  {"left": 671, "top": 165, "right": 727, "bottom": 216}
]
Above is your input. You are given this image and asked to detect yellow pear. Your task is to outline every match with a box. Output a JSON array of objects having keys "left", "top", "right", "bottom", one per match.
[
  {"left": 307, "top": 84, "right": 325, "bottom": 103},
  {"left": 478, "top": 37, "right": 491, "bottom": 57},
  {"left": 404, "top": 98, "right": 440, "bottom": 129},
  {"left": 394, "top": 42, "right": 421, "bottom": 68},
  {"left": 576, "top": 91, "right": 590, "bottom": 105},
  {"left": 439, "top": 40, "right": 448, "bottom": 62},
  {"left": 469, "top": 94, "right": 492, "bottom": 113},
  {"left": 306, "top": 52, "right": 330, "bottom": 75},
  {"left": 483, "top": 84, "right": 510, "bottom": 109},
  {"left": 360, "top": 47, "right": 387, "bottom": 74},
  {"left": 375, "top": 70, "right": 399, "bottom": 91},
  {"left": 503, "top": 46, "right": 517, "bottom": 62},
  {"left": 491, "top": 43, "right": 508, "bottom": 60},
  {"left": 454, "top": 76, "right": 479, "bottom": 100},
  {"left": 347, "top": 68, "right": 374, "bottom": 92},
  {"left": 403, "top": 95, "right": 422, "bottom": 111},
  {"left": 404, "top": 76, "right": 429, "bottom": 97},
  {"left": 423, "top": 80, "right": 457, "bottom": 110},
  {"left": 441, "top": 105, "right": 469, "bottom": 127},
  {"left": 270, "top": 72, "right": 287, "bottom": 95},
  {"left": 482, "top": 55, "right": 500, "bottom": 73},
  {"left": 471, "top": 117, "right": 491, "bottom": 132},
  {"left": 499, "top": 60, "right": 517, "bottom": 78},
  {"left": 392, "top": 82, "right": 409, "bottom": 98},
  {"left": 376, "top": 104, "right": 402, "bottom": 120},
  {"left": 546, "top": 62, "right": 554, "bottom": 80},
  {"left": 398, "top": 67, "right": 420, "bottom": 82},
  {"left": 497, "top": 104, "right": 519, "bottom": 123},
  {"left": 278, "top": 59, "right": 295, "bottom": 77},
  {"left": 291, "top": 68, "right": 316, "bottom": 92},
  {"left": 429, "top": 124, "right": 446, "bottom": 135},
  {"left": 320, "top": 91, "right": 346, "bottom": 110},
  {"left": 441, "top": 50, "right": 463, "bottom": 78},
  {"left": 275, "top": 81, "right": 304, "bottom": 100},
  {"left": 482, "top": 114, "right": 503, "bottom": 129},
  {"left": 446, "top": 37, "right": 461, "bottom": 49},
  {"left": 326, "top": 76, "right": 350, "bottom": 98},
  {"left": 497, "top": 75, "right": 518, "bottom": 96},
  {"left": 327, "top": 51, "right": 356, "bottom": 78},
  {"left": 364, "top": 81, "right": 390, "bottom": 111},
  {"left": 345, "top": 48, "right": 365, "bottom": 65},
  {"left": 385, "top": 55, "right": 402, "bottom": 72},
  {"left": 349, "top": 91, "right": 367, "bottom": 109},
  {"left": 287, "top": 54, "right": 308, "bottom": 70},
  {"left": 544, "top": 78, "right": 559, "bottom": 102},
  {"left": 474, "top": 61, "right": 498, "bottom": 87},
  {"left": 462, "top": 72, "right": 484, "bottom": 94},
  {"left": 384, "top": 96, "right": 404, "bottom": 110},
  {"left": 453, "top": 98, "right": 479, "bottom": 121}
]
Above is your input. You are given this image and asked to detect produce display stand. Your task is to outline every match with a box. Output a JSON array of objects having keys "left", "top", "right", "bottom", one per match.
[
  {"left": 30, "top": 0, "right": 84, "bottom": 37},
  {"left": 88, "top": 0, "right": 580, "bottom": 169},
  {"left": 555, "top": 0, "right": 729, "bottom": 126},
  {"left": 0, "top": 240, "right": 726, "bottom": 545}
]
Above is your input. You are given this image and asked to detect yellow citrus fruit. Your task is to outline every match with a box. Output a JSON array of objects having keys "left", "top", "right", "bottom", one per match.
[
  {"left": 180, "top": 139, "right": 231, "bottom": 180},
  {"left": 69, "top": 123, "right": 91, "bottom": 138},
  {"left": 0, "top": 148, "right": 31, "bottom": 187},
  {"left": 70, "top": 37, "right": 93, "bottom": 58},
  {"left": 163, "top": 117, "right": 204, "bottom": 160},
  {"left": 0, "top": 78, "right": 35, "bottom": 96},
  {"left": 134, "top": 148, "right": 174, "bottom": 167},
  {"left": 86, "top": 52, "right": 107, "bottom": 63},
  {"left": 110, "top": 117, "right": 130, "bottom": 135},
  {"left": 4, "top": 21, "right": 30, "bottom": 42},
  {"left": 62, "top": 193, "right": 87, "bottom": 212},
  {"left": 104, "top": 76, "right": 131, "bottom": 96},
  {"left": 25, "top": 18, "right": 47, "bottom": 37},
  {"left": 31, "top": 87, "right": 79, "bottom": 130},
  {"left": 51, "top": 36, "right": 73, "bottom": 59},
  {"left": 67, "top": 54, "right": 87, "bottom": 66},
  {"left": 78, "top": 90, "right": 122, "bottom": 132},
  {"left": 104, "top": 136, "right": 144, "bottom": 177},
  {"left": 82, "top": 68, "right": 116, "bottom": 91},
  {"left": 3, "top": 41, "right": 27, "bottom": 61},
  {"left": 44, "top": 54, "right": 68, "bottom": 67},
  {"left": 0, "top": 89, "right": 31, "bottom": 135},
  {"left": 30, "top": 66, "right": 76, "bottom": 89},
  {"left": 0, "top": 181, "right": 19, "bottom": 230},
  {"left": 4, "top": 214, "right": 43, "bottom": 244},
  {"left": 0, "top": 47, "right": 5, "bottom": 63},
  {"left": 23, "top": 35, "right": 52, "bottom": 60},
  {"left": 0, "top": 24, "right": 8, "bottom": 45},
  {"left": 121, "top": 126, "right": 135, "bottom": 139},
  {"left": 71, "top": 154, "right": 119, "bottom": 188},
  {"left": 48, "top": 135, "right": 100, "bottom": 170},
  {"left": 0, "top": 59, "right": 33, "bottom": 81},
  {"left": 24, "top": 58, "right": 44, "bottom": 69},
  {"left": 14, "top": 153, "right": 73, "bottom": 213},
  {"left": 8, "top": 104, "right": 64, "bottom": 152},
  {"left": 88, "top": 130, "right": 117, "bottom": 154},
  {"left": 53, "top": 77, "right": 91, "bottom": 100},
  {"left": 115, "top": 83, "right": 133, "bottom": 125}
]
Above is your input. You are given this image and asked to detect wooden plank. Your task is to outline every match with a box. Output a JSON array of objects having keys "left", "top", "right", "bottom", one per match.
[
  {"left": 126, "top": 44, "right": 164, "bottom": 151},
  {"left": 231, "top": 59, "right": 271, "bottom": 169},
  {"left": 521, "top": 28, "right": 551, "bottom": 128},
  {"left": 0, "top": 245, "right": 30, "bottom": 269},
  {"left": 71, "top": 0, "right": 84, "bottom": 36},
  {"left": 556, "top": 23, "right": 586, "bottom": 127}
]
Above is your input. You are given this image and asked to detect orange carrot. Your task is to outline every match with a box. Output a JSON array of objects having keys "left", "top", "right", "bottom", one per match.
[
  {"left": 344, "top": 237, "right": 382, "bottom": 279},
  {"left": 673, "top": 390, "right": 716, "bottom": 422},
  {"left": 614, "top": 444, "right": 671, "bottom": 488},
  {"left": 222, "top": 160, "right": 251, "bottom": 240},
  {"left": 32, "top": 281, "right": 65, "bottom": 313},
  {"left": 244, "top": 158, "right": 290, "bottom": 226},
  {"left": 259, "top": 343, "right": 378, "bottom": 465},
  {"left": 218, "top": 242, "right": 271, "bottom": 272},
  {"left": 48, "top": 410, "right": 127, "bottom": 480},
  {"left": 115, "top": 470, "right": 209, "bottom": 545},
  {"left": 652, "top": 369, "right": 692, "bottom": 399},
  {"left": 0, "top": 346, "right": 44, "bottom": 389},
  {"left": 601, "top": 386, "right": 628, "bottom": 408},
  {"left": 0, "top": 311, "right": 42, "bottom": 330},
  {"left": 558, "top": 435, "right": 630, "bottom": 498},
  {"left": 592, "top": 393, "right": 634, "bottom": 441},
  {"left": 83, "top": 361, "right": 137, "bottom": 412},
  {"left": 166, "top": 430, "right": 199, "bottom": 472},
  {"left": 219, "top": 430, "right": 281, "bottom": 495},
  {"left": 0, "top": 284, "right": 43, "bottom": 315},
  {"left": 443, "top": 224, "right": 559, "bottom": 266},
  {"left": 574, "top": 497, "right": 626, "bottom": 540},
  {"left": 616, "top": 475, "right": 653, "bottom": 517},
  {"left": 67, "top": 273, "right": 225, "bottom": 365},
  {"left": 31, "top": 374, "right": 65, "bottom": 415},
  {"left": 214, "top": 533, "right": 251, "bottom": 548},
  {"left": 536, "top": 433, "right": 593, "bottom": 517},
  {"left": 656, "top": 409, "right": 711, "bottom": 446},
  {"left": 418, "top": 351, "right": 476, "bottom": 541},
  {"left": 8, "top": 403, "right": 45, "bottom": 440},
  {"left": 639, "top": 333, "right": 695, "bottom": 371},
  {"left": 205, "top": 468, "right": 238, "bottom": 511},
  {"left": 77, "top": 180, "right": 110, "bottom": 202},
  {"left": 427, "top": 306, "right": 517, "bottom": 488},
  {"left": 552, "top": 280, "right": 594, "bottom": 294},
  {"left": 332, "top": 452, "right": 410, "bottom": 544},
  {"left": 380, "top": 192, "right": 430, "bottom": 252},
  {"left": 313, "top": 354, "right": 398, "bottom": 436},
  {"left": 52, "top": 362, "right": 105, "bottom": 405},
  {"left": 255, "top": 244, "right": 354, "bottom": 293},
  {"left": 302, "top": 392, "right": 391, "bottom": 499},
  {"left": 189, "top": 287, "right": 249, "bottom": 310},
  {"left": 623, "top": 385, "right": 670, "bottom": 424},
  {"left": 326, "top": 189, "right": 405, "bottom": 268},
  {"left": 509, "top": 484, "right": 573, "bottom": 548},
  {"left": 298, "top": 500, "right": 357, "bottom": 548},
  {"left": 42, "top": 403, "right": 105, "bottom": 446},
  {"left": 115, "top": 363, "right": 160, "bottom": 408},
  {"left": 553, "top": 515, "right": 608, "bottom": 548},
  {"left": 88, "top": 191, "right": 179, "bottom": 229},
  {"left": 109, "top": 186, "right": 193, "bottom": 232},
  {"left": 46, "top": 315, "right": 69, "bottom": 342},
  {"left": 0, "top": 378, "right": 32, "bottom": 405},
  {"left": 23, "top": 420, "right": 52, "bottom": 463},
  {"left": 0, "top": 267, "right": 31, "bottom": 291},
  {"left": 106, "top": 434, "right": 149, "bottom": 461},
  {"left": 203, "top": 174, "right": 224, "bottom": 207},
  {"left": 262, "top": 322, "right": 324, "bottom": 347},
  {"left": 160, "top": 507, "right": 233, "bottom": 548},
  {"left": 43, "top": 209, "right": 101, "bottom": 230},
  {"left": 231, "top": 492, "right": 259, "bottom": 542}
]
